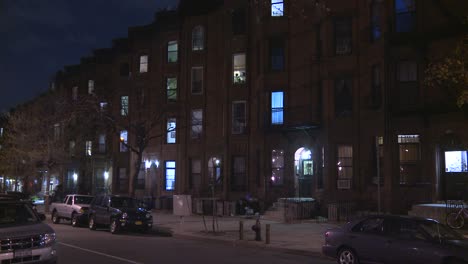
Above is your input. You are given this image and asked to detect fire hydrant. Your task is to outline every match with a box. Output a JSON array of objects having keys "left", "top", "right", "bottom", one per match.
[{"left": 251, "top": 214, "right": 261, "bottom": 241}]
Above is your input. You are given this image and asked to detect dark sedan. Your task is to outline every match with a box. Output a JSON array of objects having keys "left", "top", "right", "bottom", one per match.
[{"left": 322, "top": 215, "right": 468, "bottom": 264}]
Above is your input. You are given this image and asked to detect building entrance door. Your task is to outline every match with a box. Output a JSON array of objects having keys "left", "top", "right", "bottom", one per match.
[{"left": 294, "top": 148, "right": 313, "bottom": 197}]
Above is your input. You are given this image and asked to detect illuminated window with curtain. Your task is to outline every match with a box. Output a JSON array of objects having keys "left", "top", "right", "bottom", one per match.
[
  {"left": 166, "top": 77, "right": 177, "bottom": 102},
  {"left": 167, "top": 118, "right": 176, "bottom": 144},
  {"left": 395, "top": 0, "right": 416, "bottom": 33},
  {"left": 271, "top": 91, "right": 284, "bottom": 125},
  {"left": 271, "top": 149, "right": 284, "bottom": 186},
  {"left": 233, "top": 53, "right": 246, "bottom": 84},
  {"left": 120, "top": 96, "right": 129, "bottom": 116},
  {"left": 167, "top": 41, "right": 178, "bottom": 63},
  {"left": 337, "top": 145, "right": 353, "bottom": 189},
  {"left": 139, "top": 55, "right": 148, "bottom": 73},
  {"left": 120, "top": 130, "right": 128, "bottom": 152},
  {"left": 191, "top": 109, "right": 203, "bottom": 139},
  {"left": 271, "top": 0, "right": 284, "bottom": 17},
  {"left": 165, "top": 161, "right": 176, "bottom": 191},
  {"left": 192, "top": 26, "right": 204, "bottom": 51},
  {"left": 85, "top": 141, "right": 92, "bottom": 156},
  {"left": 88, "top": 80, "right": 94, "bottom": 94},
  {"left": 398, "top": 135, "right": 421, "bottom": 184}
]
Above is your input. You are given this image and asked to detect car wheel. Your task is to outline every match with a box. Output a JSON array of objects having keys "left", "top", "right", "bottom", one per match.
[
  {"left": 89, "top": 215, "right": 96, "bottom": 230},
  {"left": 338, "top": 248, "right": 359, "bottom": 264},
  {"left": 52, "top": 211, "right": 60, "bottom": 224},
  {"left": 71, "top": 213, "right": 78, "bottom": 227},
  {"left": 110, "top": 219, "right": 119, "bottom": 234},
  {"left": 446, "top": 212, "right": 464, "bottom": 229}
]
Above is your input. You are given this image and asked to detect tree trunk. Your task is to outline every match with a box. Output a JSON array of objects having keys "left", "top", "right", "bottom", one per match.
[
  {"left": 130, "top": 152, "right": 143, "bottom": 198},
  {"left": 45, "top": 172, "right": 51, "bottom": 213}
]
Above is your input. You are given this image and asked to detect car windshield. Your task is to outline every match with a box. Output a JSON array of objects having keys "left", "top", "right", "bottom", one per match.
[
  {"left": 0, "top": 202, "right": 38, "bottom": 226},
  {"left": 74, "top": 196, "right": 93, "bottom": 204},
  {"left": 419, "top": 221, "right": 465, "bottom": 241},
  {"left": 110, "top": 197, "right": 137, "bottom": 209}
]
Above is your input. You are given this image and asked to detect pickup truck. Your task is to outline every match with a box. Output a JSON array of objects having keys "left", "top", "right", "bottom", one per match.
[{"left": 50, "top": 194, "right": 94, "bottom": 227}]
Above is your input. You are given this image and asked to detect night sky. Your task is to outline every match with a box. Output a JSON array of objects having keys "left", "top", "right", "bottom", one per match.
[{"left": 0, "top": 0, "right": 178, "bottom": 113}]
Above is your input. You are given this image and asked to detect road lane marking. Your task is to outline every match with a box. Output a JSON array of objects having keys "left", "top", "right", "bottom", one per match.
[{"left": 58, "top": 242, "right": 144, "bottom": 264}]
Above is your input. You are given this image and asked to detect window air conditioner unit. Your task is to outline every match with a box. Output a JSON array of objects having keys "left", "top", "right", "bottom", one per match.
[{"left": 337, "top": 179, "right": 351, "bottom": 189}]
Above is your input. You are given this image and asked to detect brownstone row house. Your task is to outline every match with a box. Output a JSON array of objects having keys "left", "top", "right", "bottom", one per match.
[{"left": 44, "top": 0, "right": 467, "bottom": 214}]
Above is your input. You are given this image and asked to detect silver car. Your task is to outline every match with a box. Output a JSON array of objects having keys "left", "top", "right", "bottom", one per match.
[
  {"left": 0, "top": 196, "right": 57, "bottom": 263},
  {"left": 322, "top": 215, "right": 468, "bottom": 264}
]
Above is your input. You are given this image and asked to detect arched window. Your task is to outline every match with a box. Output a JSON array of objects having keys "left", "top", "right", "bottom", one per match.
[{"left": 192, "top": 26, "right": 204, "bottom": 51}]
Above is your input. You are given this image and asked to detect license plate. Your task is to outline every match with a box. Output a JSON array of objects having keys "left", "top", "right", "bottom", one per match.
[
  {"left": 135, "top": 221, "right": 142, "bottom": 225},
  {"left": 14, "top": 249, "right": 32, "bottom": 258}
]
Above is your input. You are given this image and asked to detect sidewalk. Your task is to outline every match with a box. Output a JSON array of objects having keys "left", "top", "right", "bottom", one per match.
[{"left": 151, "top": 210, "right": 340, "bottom": 257}]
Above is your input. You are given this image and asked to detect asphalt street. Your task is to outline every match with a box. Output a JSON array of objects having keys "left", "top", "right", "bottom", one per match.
[{"left": 49, "top": 219, "right": 335, "bottom": 264}]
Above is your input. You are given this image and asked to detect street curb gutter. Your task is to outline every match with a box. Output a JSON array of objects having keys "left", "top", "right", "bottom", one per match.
[{"left": 171, "top": 233, "right": 327, "bottom": 259}]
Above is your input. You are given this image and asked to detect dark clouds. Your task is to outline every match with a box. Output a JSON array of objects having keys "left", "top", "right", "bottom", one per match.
[{"left": 0, "top": 0, "right": 178, "bottom": 112}]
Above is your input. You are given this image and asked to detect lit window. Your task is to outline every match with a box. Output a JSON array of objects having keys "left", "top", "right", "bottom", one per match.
[
  {"left": 395, "top": 0, "right": 416, "bottom": 33},
  {"left": 120, "top": 130, "right": 128, "bottom": 152},
  {"left": 192, "top": 26, "right": 204, "bottom": 51},
  {"left": 165, "top": 161, "right": 176, "bottom": 191},
  {"left": 445, "top": 151, "right": 468, "bottom": 173},
  {"left": 167, "top": 118, "right": 176, "bottom": 144},
  {"left": 98, "top": 134, "right": 106, "bottom": 153},
  {"left": 139, "top": 55, "right": 148, "bottom": 73},
  {"left": 191, "top": 67, "right": 203, "bottom": 94},
  {"left": 335, "top": 18, "right": 352, "bottom": 55},
  {"left": 167, "top": 41, "right": 178, "bottom": 63},
  {"left": 167, "top": 77, "right": 177, "bottom": 102},
  {"left": 72, "top": 86, "right": 78, "bottom": 101},
  {"left": 191, "top": 109, "right": 203, "bottom": 139},
  {"left": 337, "top": 145, "right": 353, "bottom": 188},
  {"left": 271, "top": 91, "right": 284, "bottom": 125},
  {"left": 271, "top": 0, "right": 284, "bottom": 17},
  {"left": 271, "top": 149, "right": 284, "bottom": 185},
  {"left": 121, "top": 96, "right": 129, "bottom": 116},
  {"left": 85, "top": 141, "right": 92, "bottom": 156},
  {"left": 232, "top": 101, "right": 247, "bottom": 134},
  {"left": 88, "top": 80, "right": 95, "bottom": 94},
  {"left": 100, "top": 102, "right": 108, "bottom": 112},
  {"left": 233, "top": 53, "right": 246, "bottom": 84},
  {"left": 398, "top": 135, "right": 421, "bottom": 184}
]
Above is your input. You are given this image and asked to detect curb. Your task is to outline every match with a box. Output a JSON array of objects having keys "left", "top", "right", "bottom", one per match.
[{"left": 171, "top": 232, "right": 327, "bottom": 259}]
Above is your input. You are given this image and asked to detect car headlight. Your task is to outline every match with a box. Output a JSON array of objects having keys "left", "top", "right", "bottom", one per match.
[
  {"left": 122, "top": 213, "right": 128, "bottom": 219},
  {"left": 42, "top": 233, "right": 56, "bottom": 246},
  {"left": 146, "top": 213, "right": 152, "bottom": 219}
]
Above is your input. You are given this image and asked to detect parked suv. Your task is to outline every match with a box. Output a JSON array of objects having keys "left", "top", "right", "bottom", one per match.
[
  {"left": 0, "top": 195, "right": 57, "bottom": 263},
  {"left": 88, "top": 195, "right": 152, "bottom": 234}
]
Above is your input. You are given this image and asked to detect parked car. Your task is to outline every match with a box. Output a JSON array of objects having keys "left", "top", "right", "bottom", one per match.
[
  {"left": 0, "top": 194, "right": 57, "bottom": 263},
  {"left": 322, "top": 215, "right": 468, "bottom": 264},
  {"left": 50, "top": 194, "right": 94, "bottom": 227},
  {"left": 2, "top": 191, "right": 38, "bottom": 212},
  {"left": 88, "top": 194, "right": 153, "bottom": 234}
]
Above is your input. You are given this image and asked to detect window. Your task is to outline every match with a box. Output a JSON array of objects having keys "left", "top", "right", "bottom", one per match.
[
  {"left": 119, "top": 168, "right": 128, "bottom": 192},
  {"left": 100, "top": 102, "right": 108, "bottom": 112},
  {"left": 337, "top": 145, "right": 353, "bottom": 189},
  {"left": 121, "top": 96, "right": 129, "bottom": 116},
  {"left": 271, "top": 91, "right": 284, "bottom": 125},
  {"left": 373, "top": 136, "right": 384, "bottom": 185},
  {"left": 165, "top": 161, "right": 176, "bottom": 191},
  {"left": 208, "top": 157, "right": 222, "bottom": 185},
  {"left": 231, "top": 156, "right": 246, "bottom": 191},
  {"left": 88, "top": 80, "right": 95, "bottom": 95},
  {"left": 395, "top": 0, "right": 416, "bottom": 33},
  {"left": 271, "top": 0, "right": 284, "bottom": 17},
  {"left": 270, "top": 38, "right": 285, "bottom": 71},
  {"left": 371, "top": 65, "right": 382, "bottom": 107},
  {"left": 190, "top": 159, "right": 201, "bottom": 189},
  {"left": 120, "top": 130, "right": 128, "bottom": 152},
  {"left": 167, "top": 118, "right": 176, "bottom": 144},
  {"left": 271, "top": 149, "right": 284, "bottom": 185},
  {"left": 397, "top": 61, "right": 417, "bottom": 82},
  {"left": 335, "top": 18, "right": 352, "bottom": 55},
  {"left": 139, "top": 55, "right": 148, "bottom": 73},
  {"left": 232, "top": 8, "right": 246, "bottom": 35},
  {"left": 167, "top": 41, "right": 178, "bottom": 63},
  {"left": 191, "top": 109, "right": 203, "bottom": 139},
  {"left": 370, "top": 0, "right": 382, "bottom": 41},
  {"left": 85, "top": 141, "right": 92, "bottom": 156},
  {"left": 445, "top": 151, "right": 468, "bottom": 173},
  {"left": 232, "top": 101, "right": 247, "bottom": 134},
  {"left": 167, "top": 77, "right": 177, "bottom": 102},
  {"left": 352, "top": 217, "right": 384, "bottom": 234},
  {"left": 191, "top": 67, "right": 203, "bottom": 94},
  {"left": 335, "top": 78, "right": 353, "bottom": 117},
  {"left": 233, "top": 53, "right": 246, "bottom": 84},
  {"left": 72, "top": 86, "right": 78, "bottom": 101},
  {"left": 398, "top": 135, "right": 421, "bottom": 184},
  {"left": 69, "top": 141, "right": 75, "bottom": 157},
  {"left": 192, "top": 26, "right": 204, "bottom": 51},
  {"left": 98, "top": 134, "right": 106, "bottom": 153},
  {"left": 54, "top": 123, "right": 61, "bottom": 140}
]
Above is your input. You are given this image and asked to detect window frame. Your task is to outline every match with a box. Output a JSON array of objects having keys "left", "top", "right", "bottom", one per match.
[
  {"left": 271, "top": 149, "right": 285, "bottom": 186},
  {"left": 233, "top": 53, "right": 247, "bottom": 84},
  {"left": 232, "top": 101, "right": 247, "bottom": 134},
  {"left": 192, "top": 26, "right": 205, "bottom": 51},
  {"left": 334, "top": 78, "right": 353, "bottom": 118},
  {"left": 231, "top": 156, "right": 247, "bottom": 191},
  {"left": 191, "top": 109, "right": 203, "bottom": 139},
  {"left": 85, "top": 140, "right": 92, "bottom": 156},
  {"left": 370, "top": 0, "right": 382, "bottom": 42},
  {"left": 191, "top": 67, "right": 204, "bottom": 95},
  {"left": 334, "top": 17, "right": 352, "bottom": 56},
  {"left": 271, "top": 0, "right": 284, "bottom": 17},
  {"left": 166, "top": 118, "right": 177, "bottom": 144},
  {"left": 120, "top": 130, "right": 128, "bottom": 152},
  {"left": 139, "top": 55, "right": 148, "bottom": 73},
  {"left": 269, "top": 38, "right": 285, "bottom": 71},
  {"left": 398, "top": 134, "right": 421, "bottom": 184},
  {"left": 394, "top": 0, "right": 416, "bottom": 33},
  {"left": 166, "top": 77, "right": 177, "bottom": 102},
  {"left": 165, "top": 161, "right": 176, "bottom": 191},
  {"left": 167, "top": 40, "right": 178, "bottom": 63},
  {"left": 120, "top": 96, "right": 129, "bottom": 116},
  {"left": 271, "top": 91, "right": 284, "bottom": 125},
  {"left": 337, "top": 145, "right": 353, "bottom": 189}
]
